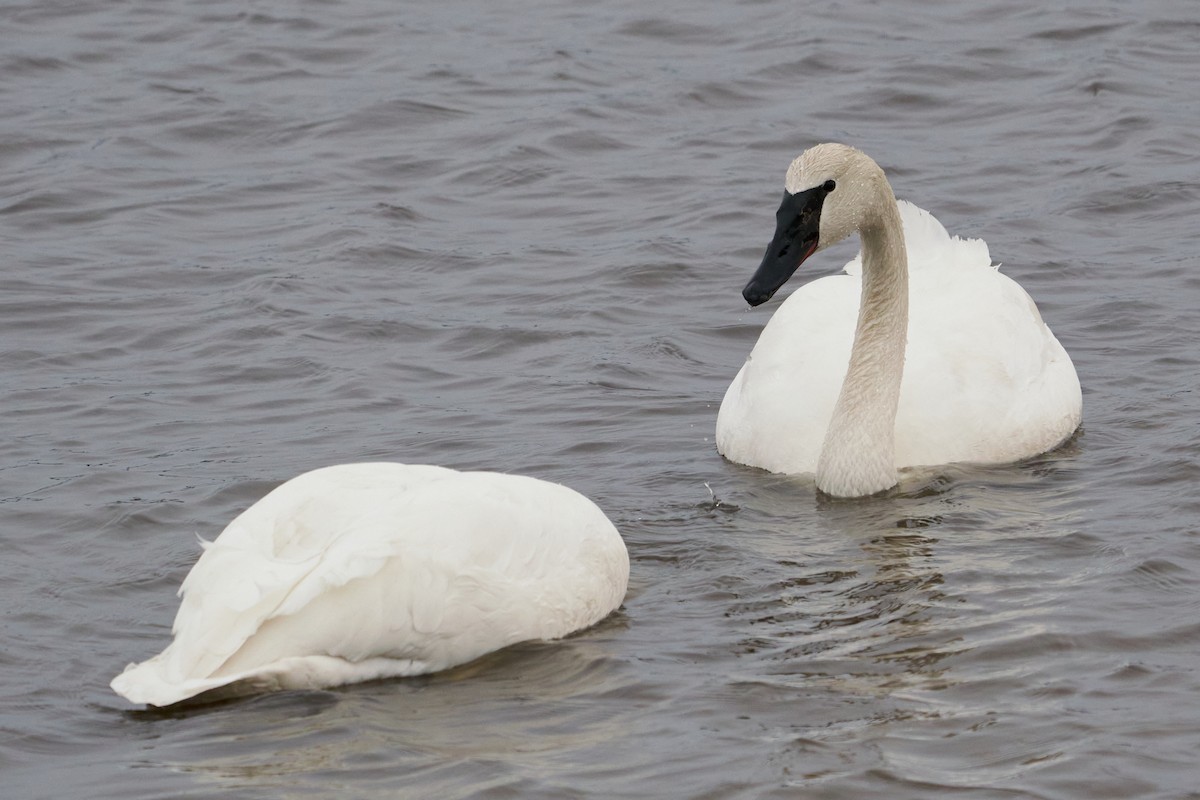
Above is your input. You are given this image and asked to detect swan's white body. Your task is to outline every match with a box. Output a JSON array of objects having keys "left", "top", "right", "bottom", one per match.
[
  {"left": 111, "top": 463, "right": 629, "bottom": 707},
  {"left": 717, "top": 145, "right": 1081, "bottom": 496}
]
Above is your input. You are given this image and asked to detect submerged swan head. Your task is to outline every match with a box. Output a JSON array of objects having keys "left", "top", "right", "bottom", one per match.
[{"left": 744, "top": 143, "right": 894, "bottom": 306}]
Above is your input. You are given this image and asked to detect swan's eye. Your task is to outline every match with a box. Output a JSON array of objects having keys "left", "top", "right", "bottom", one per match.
[{"left": 823, "top": 179, "right": 836, "bottom": 193}]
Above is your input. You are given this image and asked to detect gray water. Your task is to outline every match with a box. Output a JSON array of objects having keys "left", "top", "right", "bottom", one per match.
[{"left": 4, "top": 0, "right": 1200, "bottom": 797}]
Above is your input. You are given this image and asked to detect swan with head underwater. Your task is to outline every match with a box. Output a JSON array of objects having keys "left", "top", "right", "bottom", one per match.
[
  {"left": 716, "top": 143, "right": 1082, "bottom": 497},
  {"left": 111, "top": 463, "right": 629, "bottom": 707}
]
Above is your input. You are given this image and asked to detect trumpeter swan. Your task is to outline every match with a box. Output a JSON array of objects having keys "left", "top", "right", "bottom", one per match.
[
  {"left": 111, "top": 463, "right": 629, "bottom": 706},
  {"left": 716, "top": 143, "right": 1081, "bottom": 497}
]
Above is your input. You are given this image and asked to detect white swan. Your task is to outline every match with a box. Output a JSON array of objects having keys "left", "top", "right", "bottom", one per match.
[
  {"left": 111, "top": 463, "right": 629, "bottom": 706},
  {"left": 716, "top": 144, "right": 1082, "bottom": 497}
]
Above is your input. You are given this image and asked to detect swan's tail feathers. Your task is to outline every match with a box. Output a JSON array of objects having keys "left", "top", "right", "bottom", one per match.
[
  {"left": 110, "top": 652, "right": 231, "bottom": 707},
  {"left": 108, "top": 644, "right": 290, "bottom": 707},
  {"left": 111, "top": 652, "right": 435, "bottom": 708}
]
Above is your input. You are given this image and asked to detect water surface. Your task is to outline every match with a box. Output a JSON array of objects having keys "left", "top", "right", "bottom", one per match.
[{"left": 3, "top": 1, "right": 1200, "bottom": 797}]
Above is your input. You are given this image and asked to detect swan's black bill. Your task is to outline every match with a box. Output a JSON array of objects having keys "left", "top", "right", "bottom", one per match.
[{"left": 742, "top": 184, "right": 831, "bottom": 306}]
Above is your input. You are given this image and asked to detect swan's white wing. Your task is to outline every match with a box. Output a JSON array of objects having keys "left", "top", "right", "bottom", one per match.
[
  {"left": 896, "top": 266, "right": 1081, "bottom": 467},
  {"left": 160, "top": 464, "right": 453, "bottom": 680},
  {"left": 886, "top": 203, "right": 1079, "bottom": 465},
  {"left": 717, "top": 273, "right": 857, "bottom": 474}
]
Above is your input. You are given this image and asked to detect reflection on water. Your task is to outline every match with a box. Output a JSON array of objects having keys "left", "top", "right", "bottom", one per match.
[
  {"left": 148, "top": 632, "right": 655, "bottom": 798},
  {"left": 712, "top": 457, "right": 1093, "bottom": 792}
]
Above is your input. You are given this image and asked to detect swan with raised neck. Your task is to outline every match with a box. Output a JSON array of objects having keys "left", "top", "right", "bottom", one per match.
[
  {"left": 719, "top": 143, "right": 1082, "bottom": 497},
  {"left": 755, "top": 144, "right": 909, "bottom": 496}
]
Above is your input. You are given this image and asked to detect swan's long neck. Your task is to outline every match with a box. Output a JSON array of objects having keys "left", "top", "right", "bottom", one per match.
[{"left": 816, "top": 195, "right": 908, "bottom": 497}]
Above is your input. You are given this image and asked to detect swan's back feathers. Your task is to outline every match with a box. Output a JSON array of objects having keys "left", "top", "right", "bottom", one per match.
[
  {"left": 112, "top": 463, "right": 629, "bottom": 706},
  {"left": 844, "top": 200, "right": 992, "bottom": 276}
]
